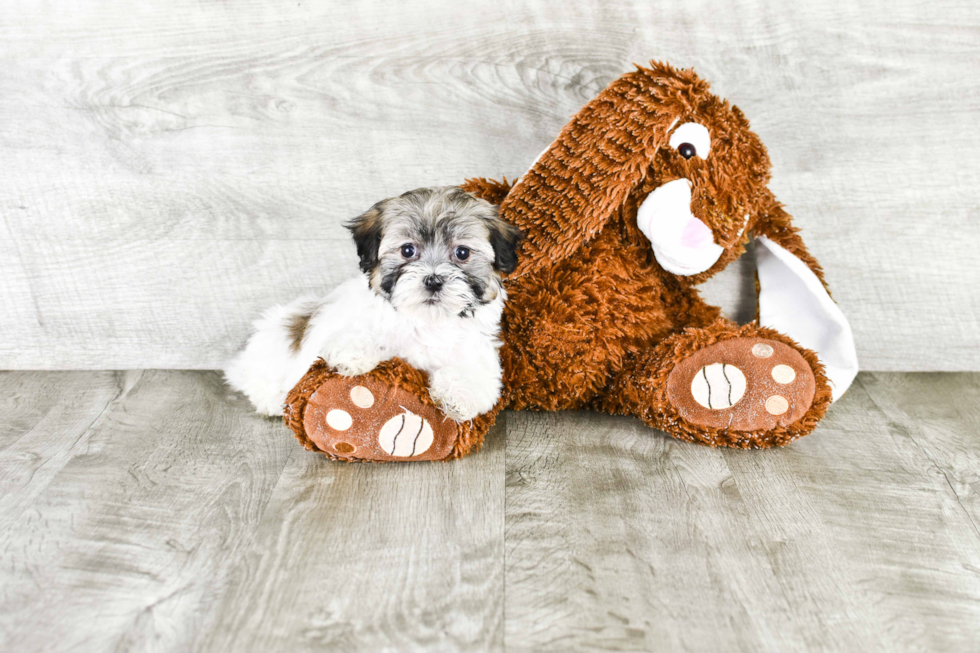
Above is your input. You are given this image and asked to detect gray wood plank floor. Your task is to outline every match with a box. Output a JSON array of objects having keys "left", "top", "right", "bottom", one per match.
[{"left": 1, "top": 371, "right": 978, "bottom": 651}]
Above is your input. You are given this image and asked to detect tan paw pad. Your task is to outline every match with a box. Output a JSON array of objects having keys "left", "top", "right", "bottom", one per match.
[
  {"left": 325, "top": 409, "right": 352, "bottom": 431},
  {"left": 690, "top": 363, "right": 746, "bottom": 409},
  {"left": 752, "top": 343, "right": 774, "bottom": 358},
  {"left": 771, "top": 365, "right": 796, "bottom": 384},
  {"left": 765, "top": 395, "right": 789, "bottom": 415},
  {"left": 349, "top": 385, "right": 375, "bottom": 408},
  {"left": 378, "top": 410, "right": 435, "bottom": 457}
]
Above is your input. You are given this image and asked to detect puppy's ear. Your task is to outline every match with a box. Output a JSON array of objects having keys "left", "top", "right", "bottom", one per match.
[
  {"left": 487, "top": 213, "right": 523, "bottom": 274},
  {"left": 344, "top": 202, "right": 385, "bottom": 274}
]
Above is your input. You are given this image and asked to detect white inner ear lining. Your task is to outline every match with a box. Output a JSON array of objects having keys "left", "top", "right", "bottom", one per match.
[
  {"left": 669, "top": 122, "right": 711, "bottom": 159},
  {"left": 754, "top": 235, "right": 859, "bottom": 402}
]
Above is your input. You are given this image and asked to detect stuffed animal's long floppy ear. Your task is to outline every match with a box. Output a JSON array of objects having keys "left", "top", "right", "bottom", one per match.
[
  {"left": 500, "top": 64, "right": 705, "bottom": 278},
  {"left": 751, "top": 192, "right": 858, "bottom": 401}
]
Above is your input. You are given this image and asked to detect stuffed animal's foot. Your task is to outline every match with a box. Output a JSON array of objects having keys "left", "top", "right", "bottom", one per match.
[
  {"left": 295, "top": 374, "right": 457, "bottom": 462},
  {"left": 602, "top": 321, "right": 833, "bottom": 448},
  {"left": 666, "top": 336, "right": 815, "bottom": 432},
  {"left": 284, "top": 358, "right": 498, "bottom": 462}
]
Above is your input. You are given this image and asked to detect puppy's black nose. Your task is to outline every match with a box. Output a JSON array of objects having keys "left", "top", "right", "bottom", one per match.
[{"left": 423, "top": 275, "right": 444, "bottom": 292}]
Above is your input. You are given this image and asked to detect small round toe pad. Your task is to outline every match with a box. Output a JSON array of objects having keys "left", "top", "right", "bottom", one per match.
[
  {"left": 667, "top": 337, "right": 816, "bottom": 431},
  {"left": 303, "top": 377, "right": 457, "bottom": 462}
]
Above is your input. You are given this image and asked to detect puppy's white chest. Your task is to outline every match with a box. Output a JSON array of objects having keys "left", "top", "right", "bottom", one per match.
[{"left": 391, "top": 321, "right": 465, "bottom": 366}]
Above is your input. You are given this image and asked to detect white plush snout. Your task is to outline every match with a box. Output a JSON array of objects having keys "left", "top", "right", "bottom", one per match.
[{"left": 636, "top": 178, "right": 724, "bottom": 275}]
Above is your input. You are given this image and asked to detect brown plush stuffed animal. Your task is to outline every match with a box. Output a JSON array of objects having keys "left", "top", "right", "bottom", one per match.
[{"left": 284, "top": 61, "right": 858, "bottom": 461}]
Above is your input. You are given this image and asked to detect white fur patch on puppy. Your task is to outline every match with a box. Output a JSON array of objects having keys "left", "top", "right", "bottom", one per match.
[
  {"left": 428, "top": 359, "right": 502, "bottom": 423},
  {"left": 224, "top": 276, "right": 507, "bottom": 421},
  {"left": 225, "top": 187, "right": 518, "bottom": 422}
]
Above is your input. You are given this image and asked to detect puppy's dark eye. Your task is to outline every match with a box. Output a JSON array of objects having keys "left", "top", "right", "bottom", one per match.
[
  {"left": 400, "top": 243, "right": 416, "bottom": 258},
  {"left": 454, "top": 246, "right": 470, "bottom": 261},
  {"left": 678, "top": 142, "right": 696, "bottom": 160}
]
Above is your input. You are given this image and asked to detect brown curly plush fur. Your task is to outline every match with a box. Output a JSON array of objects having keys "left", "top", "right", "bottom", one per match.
[{"left": 285, "top": 61, "right": 839, "bottom": 460}]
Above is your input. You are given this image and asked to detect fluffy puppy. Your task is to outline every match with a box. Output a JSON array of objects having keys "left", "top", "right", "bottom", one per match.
[{"left": 225, "top": 186, "right": 522, "bottom": 421}]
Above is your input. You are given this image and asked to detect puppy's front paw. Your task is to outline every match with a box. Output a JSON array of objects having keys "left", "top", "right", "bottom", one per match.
[
  {"left": 428, "top": 370, "right": 499, "bottom": 423},
  {"left": 334, "top": 359, "right": 380, "bottom": 377},
  {"left": 429, "top": 391, "right": 478, "bottom": 423},
  {"left": 324, "top": 349, "right": 381, "bottom": 377}
]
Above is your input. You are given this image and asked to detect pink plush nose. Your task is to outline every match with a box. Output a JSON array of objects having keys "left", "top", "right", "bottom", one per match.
[{"left": 679, "top": 217, "right": 715, "bottom": 249}]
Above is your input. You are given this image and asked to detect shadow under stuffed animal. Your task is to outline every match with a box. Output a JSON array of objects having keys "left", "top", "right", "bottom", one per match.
[{"left": 284, "top": 61, "right": 859, "bottom": 462}]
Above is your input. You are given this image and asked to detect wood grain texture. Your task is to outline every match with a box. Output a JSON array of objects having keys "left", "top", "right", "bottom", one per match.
[
  {"left": 505, "top": 373, "right": 980, "bottom": 651},
  {"left": 0, "top": 370, "right": 504, "bottom": 653},
  {"left": 2, "top": 371, "right": 978, "bottom": 651},
  {"left": 199, "top": 426, "right": 506, "bottom": 652},
  {"left": 0, "top": 371, "right": 291, "bottom": 652},
  {"left": 0, "top": 0, "right": 977, "bottom": 370}
]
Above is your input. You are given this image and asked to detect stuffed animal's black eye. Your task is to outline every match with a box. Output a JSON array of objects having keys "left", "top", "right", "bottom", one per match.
[
  {"left": 678, "top": 142, "right": 696, "bottom": 159},
  {"left": 454, "top": 246, "right": 470, "bottom": 261},
  {"left": 400, "top": 243, "right": 416, "bottom": 258}
]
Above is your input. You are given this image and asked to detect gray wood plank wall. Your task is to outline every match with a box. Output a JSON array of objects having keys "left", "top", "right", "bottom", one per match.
[{"left": 1, "top": 0, "right": 978, "bottom": 370}]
